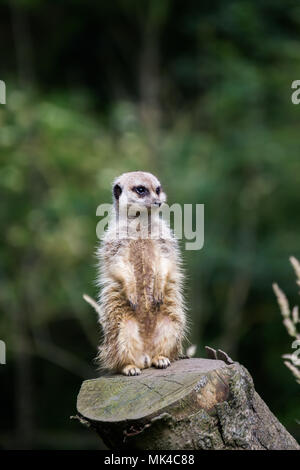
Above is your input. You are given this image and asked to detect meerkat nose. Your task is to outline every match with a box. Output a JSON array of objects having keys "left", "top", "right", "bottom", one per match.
[{"left": 153, "top": 201, "right": 161, "bottom": 207}]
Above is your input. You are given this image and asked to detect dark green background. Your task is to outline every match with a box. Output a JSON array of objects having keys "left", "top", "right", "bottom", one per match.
[{"left": 0, "top": 0, "right": 299, "bottom": 449}]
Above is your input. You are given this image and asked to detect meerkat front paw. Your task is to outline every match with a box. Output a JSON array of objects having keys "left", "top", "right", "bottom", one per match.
[
  {"left": 127, "top": 293, "right": 138, "bottom": 311},
  {"left": 152, "top": 292, "right": 164, "bottom": 309},
  {"left": 152, "top": 355, "right": 170, "bottom": 369},
  {"left": 122, "top": 364, "right": 141, "bottom": 376},
  {"left": 152, "top": 273, "right": 165, "bottom": 308},
  {"left": 152, "top": 282, "right": 164, "bottom": 308}
]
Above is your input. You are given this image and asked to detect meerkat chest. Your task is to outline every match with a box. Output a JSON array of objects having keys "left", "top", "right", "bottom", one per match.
[
  {"left": 128, "top": 239, "right": 157, "bottom": 283},
  {"left": 127, "top": 239, "right": 162, "bottom": 334}
]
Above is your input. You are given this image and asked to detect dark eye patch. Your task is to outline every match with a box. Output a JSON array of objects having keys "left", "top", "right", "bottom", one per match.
[
  {"left": 113, "top": 184, "right": 122, "bottom": 200},
  {"left": 156, "top": 186, "right": 161, "bottom": 195}
]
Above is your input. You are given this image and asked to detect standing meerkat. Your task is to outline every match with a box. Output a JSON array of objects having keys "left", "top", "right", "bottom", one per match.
[{"left": 96, "top": 171, "right": 186, "bottom": 376}]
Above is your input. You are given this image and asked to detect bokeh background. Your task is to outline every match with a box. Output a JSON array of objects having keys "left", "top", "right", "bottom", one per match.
[{"left": 1, "top": 0, "right": 300, "bottom": 449}]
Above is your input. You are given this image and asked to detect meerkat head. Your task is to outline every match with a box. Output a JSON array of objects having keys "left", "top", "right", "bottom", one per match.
[{"left": 112, "top": 171, "right": 166, "bottom": 215}]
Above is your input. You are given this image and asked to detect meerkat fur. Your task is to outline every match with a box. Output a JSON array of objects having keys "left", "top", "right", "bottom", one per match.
[{"left": 96, "top": 171, "right": 187, "bottom": 376}]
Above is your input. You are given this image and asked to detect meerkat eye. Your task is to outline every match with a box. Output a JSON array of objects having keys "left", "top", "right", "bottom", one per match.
[
  {"left": 156, "top": 186, "right": 161, "bottom": 195},
  {"left": 134, "top": 185, "right": 147, "bottom": 196}
]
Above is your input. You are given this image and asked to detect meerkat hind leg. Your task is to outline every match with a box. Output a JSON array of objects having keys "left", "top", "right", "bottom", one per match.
[
  {"left": 151, "top": 316, "right": 180, "bottom": 369},
  {"left": 152, "top": 355, "right": 170, "bottom": 369},
  {"left": 122, "top": 354, "right": 151, "bottom": 375},
  {"left": 122, "top": 364, "right": 141, "bottom": 376},
  {"left": 117, "top": 317, "right": 148, "bottom": 375}
]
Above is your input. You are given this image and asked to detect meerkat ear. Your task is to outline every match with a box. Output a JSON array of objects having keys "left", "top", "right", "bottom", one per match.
[{"left": 113, "top": 184, "right": 122, "bottom": 200}]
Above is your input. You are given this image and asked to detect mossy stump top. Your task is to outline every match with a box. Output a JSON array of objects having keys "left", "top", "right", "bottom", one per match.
[
  {"left": 77, "top": 358, "right": 226, "bottom": 423},
  {"left": 76, "top": 357, "right": 300, "bottom": 450}
]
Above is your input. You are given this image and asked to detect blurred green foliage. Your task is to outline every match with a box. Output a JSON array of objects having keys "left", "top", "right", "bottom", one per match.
[{"left": 0, "top": 0, "right": 300, "bottom": 449}]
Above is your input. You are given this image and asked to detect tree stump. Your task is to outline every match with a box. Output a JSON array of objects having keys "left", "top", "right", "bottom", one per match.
[{"left": 75, "top": 357, "right": 299, "bottom": 450}]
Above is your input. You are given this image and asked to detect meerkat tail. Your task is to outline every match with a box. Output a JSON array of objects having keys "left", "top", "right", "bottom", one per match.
[{"left": 83, "top": 294, "right": 102, "bottom": 317}]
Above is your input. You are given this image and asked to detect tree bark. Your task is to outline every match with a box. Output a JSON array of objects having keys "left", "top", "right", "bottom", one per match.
[{"left": 76, "top": 357, "right": 299, "bottom": 450}]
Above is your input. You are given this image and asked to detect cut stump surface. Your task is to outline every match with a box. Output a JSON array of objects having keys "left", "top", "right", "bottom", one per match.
[{"left": 76, "top": 358, "right": 300, "bottom": 450}]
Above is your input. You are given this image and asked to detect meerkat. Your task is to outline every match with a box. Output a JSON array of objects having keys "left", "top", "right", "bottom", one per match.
[{"left": 96, "top": 171, "right": 186, "bottom": 376}]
